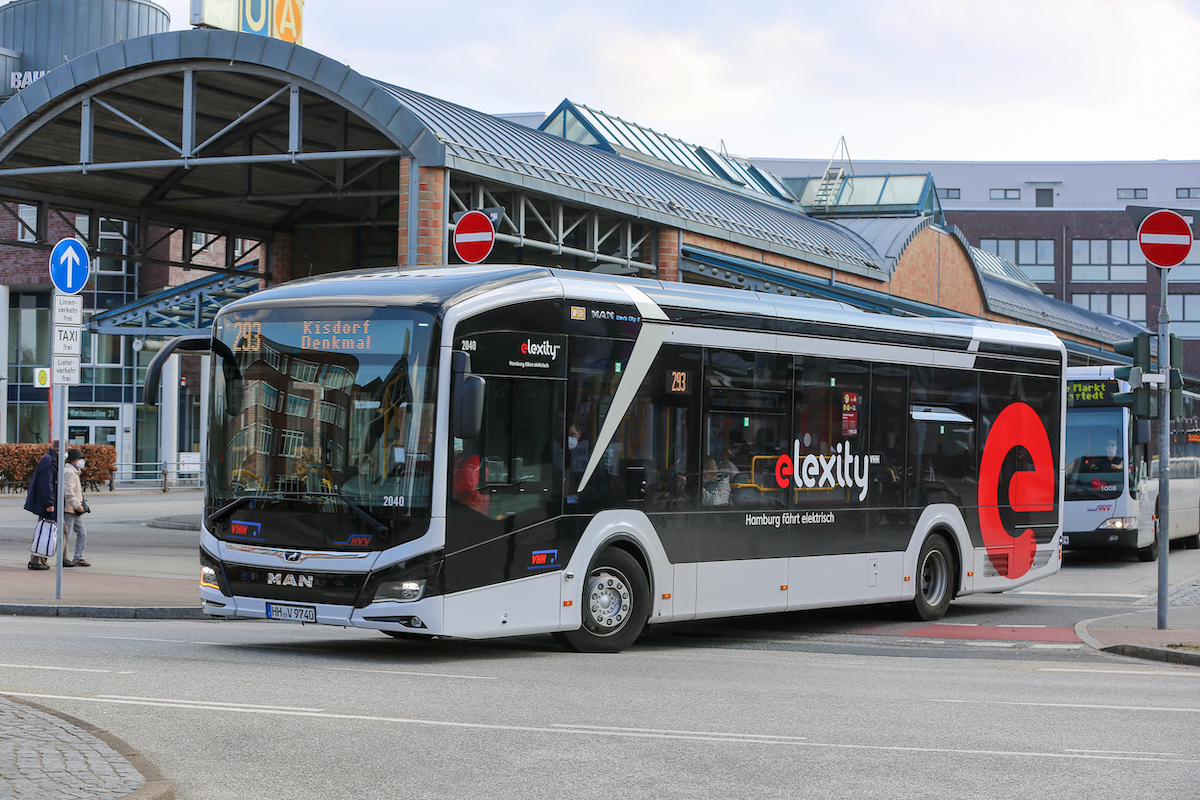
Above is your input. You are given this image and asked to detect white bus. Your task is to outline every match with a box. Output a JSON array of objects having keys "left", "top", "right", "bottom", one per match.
[
  {"left": 150, "top": 265, "right": 1066, "bottom": 652},
  {"left": 1064, "top": 366, "right": 1200, "bottom": 561}
]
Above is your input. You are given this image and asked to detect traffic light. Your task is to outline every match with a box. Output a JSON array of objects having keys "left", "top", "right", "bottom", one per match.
[
  {"left": 1169, "top": 334, "right": 1184, "bottom": 420},
  {"left": 1113, "top": 333, "right": 1153, "bottom": 417}
]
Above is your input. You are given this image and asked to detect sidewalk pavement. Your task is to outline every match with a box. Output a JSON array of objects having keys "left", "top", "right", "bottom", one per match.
[{"left": 2, "top": 514, "right": 1199, "bottom": 800}]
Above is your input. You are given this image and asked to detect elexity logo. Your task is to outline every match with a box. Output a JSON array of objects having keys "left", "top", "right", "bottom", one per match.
[
  {"left": 774, "top": 441, "right": 870, "bottom": 502},
  {"left": 520, "top": 339, "right": 560, "bottom": 359},
  {"left": 977, "top": 402, "right": 1054, "bottom": 579}
]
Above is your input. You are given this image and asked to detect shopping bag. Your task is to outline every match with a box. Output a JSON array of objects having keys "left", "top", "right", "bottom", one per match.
[{"left": 30, "top": 518, "right": 57, "bottom": 558}]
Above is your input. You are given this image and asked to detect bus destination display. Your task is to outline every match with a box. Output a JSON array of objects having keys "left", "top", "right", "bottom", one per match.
[{"left": 1067, "top": 379, "right": 1117, "bottom": 407}]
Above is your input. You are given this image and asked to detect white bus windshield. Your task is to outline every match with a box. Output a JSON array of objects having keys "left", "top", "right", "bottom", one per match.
[
  {"left": 207, "top": 306, "right": 438, "bottom": 548},
  {"left": 1065, "top": 406, "right": 1124, "bottom": 501}
]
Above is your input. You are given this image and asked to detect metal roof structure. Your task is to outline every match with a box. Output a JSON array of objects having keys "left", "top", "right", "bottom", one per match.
[
  {"left": 377, "top": 84, "right": 883, "bottom": 275},
  {"left": 87, "top": 263, "right": 261, "bottom": 336},
  {"left": 784, "top": 173, "right": 945, "bottom": 221},
  {"left": 0, "top": 28, "right": 888, "bottom": 279},
  {"left": 539, "top": 99, "right": 796, "bottom": 202}
]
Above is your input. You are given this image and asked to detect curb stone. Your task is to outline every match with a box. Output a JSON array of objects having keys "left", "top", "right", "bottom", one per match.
[{"left": 6, "top": 696, "right": 175, "bottom": 800}]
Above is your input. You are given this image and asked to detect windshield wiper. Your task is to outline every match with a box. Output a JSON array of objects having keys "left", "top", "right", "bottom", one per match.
[{"left": 209, "top": 492, "right": 388, "bottom": 535}]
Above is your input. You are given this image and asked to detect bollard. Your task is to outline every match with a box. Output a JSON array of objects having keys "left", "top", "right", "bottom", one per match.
[{"left": 162, "top": 469, "right": 170, "bottom": 492}]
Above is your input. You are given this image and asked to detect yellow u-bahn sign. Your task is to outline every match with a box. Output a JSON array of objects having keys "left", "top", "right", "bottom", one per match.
[{"left": 191, "top": 0, "right": 304, "bottom": 45}]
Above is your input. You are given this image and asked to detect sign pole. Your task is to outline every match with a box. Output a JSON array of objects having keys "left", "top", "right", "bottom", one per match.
[
  {"left": 55, "top": 381, "right": 65, "bottom": 599},
  {"left": 1157, "top": 270, "right": 1170, "bottom": 630},
  {"left": 47, "top": 239, "right": 91, "bottom": 599},
  {"left": 1127, "top": 206, "right": 1192, "bottom": 630}
]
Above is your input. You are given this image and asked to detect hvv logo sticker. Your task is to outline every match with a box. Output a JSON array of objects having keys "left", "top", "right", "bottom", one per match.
[
  {"left": 528, "top": 549, "right": 559, "bottom": 570},
  {"left": 229, "top": 520, "right": 263, "bottom": 540}
]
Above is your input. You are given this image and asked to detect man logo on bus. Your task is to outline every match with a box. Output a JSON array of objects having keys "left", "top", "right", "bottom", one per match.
[{"left": 977, "top": 402, "right": 1055, "bottom": 579}]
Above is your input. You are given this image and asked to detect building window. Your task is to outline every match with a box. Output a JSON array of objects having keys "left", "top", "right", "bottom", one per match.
[
  {"left": 1167, "top": 295, "right": 1200, "bottom": 337},
  {"left": 936, "top": 188, "right": 960, "bottom": 200},
  {"left": 1071, "top": 239, "right": 1146, "bottom": 282},
  {"left": 1164, "top": 242, "right": 1200, "bottom": 281},
  {"left": 17, "top": 204, "right": 37, "bottom": 242},
  {"left": 989, "top": 189, "right": 1020, "bottom": 200},
  {"left": 1036, "top": 188, "right": 1053, "bottom": 208},
  {"left": 1118, "top": 188, "right": 1148, "bottom": 200},
  {"left": 1177, "top": 188, "right": 1200, "bottom": 199},
  {"left": 1072, "top": 294, "right": 1146, "bottom": 322},
  {"left": 980, "top": 238, "right": 1055, "bottom": 282}
]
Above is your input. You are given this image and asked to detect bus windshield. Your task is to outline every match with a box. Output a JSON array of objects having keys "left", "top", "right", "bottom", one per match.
[
  {"left": 1064, "top": 406, "right": 1124, "bottom": 501},
  {"left": 207, "top": 306, "right": 438, "bottom": 549}
]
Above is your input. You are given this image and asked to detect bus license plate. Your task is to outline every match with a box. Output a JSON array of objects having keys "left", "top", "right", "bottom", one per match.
[{"left": 266, "top": 603, "right": 316, "bottom": 623}]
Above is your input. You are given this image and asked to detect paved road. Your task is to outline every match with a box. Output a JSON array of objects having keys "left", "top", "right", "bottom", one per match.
[
  {"left": 3, "top": 490, "right": 1200, "bottom": 798},
  {"left": 2, "top": 614, "right": 1198, "bottom": 800}
]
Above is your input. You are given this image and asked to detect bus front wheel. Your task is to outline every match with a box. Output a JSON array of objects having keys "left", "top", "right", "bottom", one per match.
[
  {"left": 555, "top": 548, "right": 649, "bottom": 653},
  {"left": 909, "top": 533, "right": 954, "bottom": 621}
]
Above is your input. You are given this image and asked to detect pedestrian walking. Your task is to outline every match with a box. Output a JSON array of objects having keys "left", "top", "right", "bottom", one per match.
[
  {"left": 62, "top": 448, "right": 91, "bottom": 567},
  {"left": 23, "top": 439, "right": 58, "bottom": 570}
]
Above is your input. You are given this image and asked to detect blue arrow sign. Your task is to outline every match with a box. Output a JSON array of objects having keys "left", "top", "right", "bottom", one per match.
[{"left": 48, "top": 238, "right": 91, "bottom": 295}]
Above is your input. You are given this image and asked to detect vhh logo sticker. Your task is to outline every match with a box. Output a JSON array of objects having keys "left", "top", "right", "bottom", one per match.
[{"left": 977, "top": 403, "right": 1055, "bottom": 579}]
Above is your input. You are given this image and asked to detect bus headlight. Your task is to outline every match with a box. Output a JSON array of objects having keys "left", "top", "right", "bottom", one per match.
[
  {"left": 1097, "top": 517, "right": 1138, "bottom": 530},
  {"left": 200, "top": 546, "right": 231, "bottom": 595},
  {"left": 358, "top": 551, "right": 443, "bottom": 607},
  {"left": 376, "top": 579, "right": 427, "bottom": 603}
]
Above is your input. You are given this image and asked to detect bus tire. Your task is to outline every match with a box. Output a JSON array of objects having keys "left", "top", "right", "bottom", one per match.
[
  {"left": 555, "top": 548, "right": 649, "bottom": 653},
  {"left": 1137, "top": 535, "right": 1159, "bottom": 562},
  {"left": 1184, "top": 533, "right": 1200, "bottom": 550},
  {"left": 908, "top": 533, "right": 954, "bottom": 621}
]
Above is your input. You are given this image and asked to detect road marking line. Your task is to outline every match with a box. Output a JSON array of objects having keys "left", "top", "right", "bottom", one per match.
[
  {"left": 936, "top": 699, "right": 1200, "bottom": 713},
  {"left": 325, "top": 667, "right": 497, "bottom": 681},
  {"left": 551, "top": 723, "right": 808, "bottom": 741},
  {"left": 0, "top": 662, "right": 113, "bottom": 673},
  {"left": 958, "top": 641, "right": 1015, "bottom": 647},
  {"left": 1066, "top": 749, "right": 1184, "bottom": 757},
  {"left": 98, "top": 695, "right": 324, "bottom": 712},
  {"left": 1013, "top": 591, "right": 1145, "bottom": 598},
  {"left": 1040, "top": 668, "right": 1200, "bottom": 677},
  {"left": 2, "top": 691, "right": 1197, "bottom": 763}
]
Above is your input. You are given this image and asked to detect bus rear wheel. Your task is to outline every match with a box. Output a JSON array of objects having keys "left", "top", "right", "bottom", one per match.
[
  {"left": 555, "top": 548, "right": 649, "bottom": 653},
  {"left": 909, "top": 533, "right": 954, "bottom": 621}
]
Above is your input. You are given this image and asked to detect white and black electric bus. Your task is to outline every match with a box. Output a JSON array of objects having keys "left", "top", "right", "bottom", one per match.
[
  {"left": 149, "top": 265, "right": 1066, "bottom": 652},
  {"left": 1064, "top": 366, "right": 1200, "bottom": 561}
]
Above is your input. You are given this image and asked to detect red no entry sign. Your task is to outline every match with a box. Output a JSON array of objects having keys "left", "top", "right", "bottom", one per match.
[
  {"left": 453, "top": 210, "right": 496, "bottom": 264},
  {"left": 1138, "top": 209, "right": 1193, "bottom": 268}
]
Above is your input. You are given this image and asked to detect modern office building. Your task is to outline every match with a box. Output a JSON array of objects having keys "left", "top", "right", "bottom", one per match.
[{"left": 752, "top": 157, "right": 1200, "bottom": 374}]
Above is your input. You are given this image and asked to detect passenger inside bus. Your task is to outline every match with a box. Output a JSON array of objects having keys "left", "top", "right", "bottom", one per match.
[
  {"left": 452, "top": 440, "right": 489, "bottom": 516},
  {"left": 701, "top": 456, "right": 731, "bottom": 507}
]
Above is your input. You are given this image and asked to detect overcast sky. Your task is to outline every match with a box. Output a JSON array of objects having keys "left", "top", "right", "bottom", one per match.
[{"left": 155, "top": 1, "right": 1200, "bottom": 162}]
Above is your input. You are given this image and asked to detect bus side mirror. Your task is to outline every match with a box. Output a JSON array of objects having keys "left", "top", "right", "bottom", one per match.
[
  {"left": 1134, "top": 419, "right": 1151, "bottom": 445},
  {"left": 454, "top": 374, "right": 486, "bottom": 440}
]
